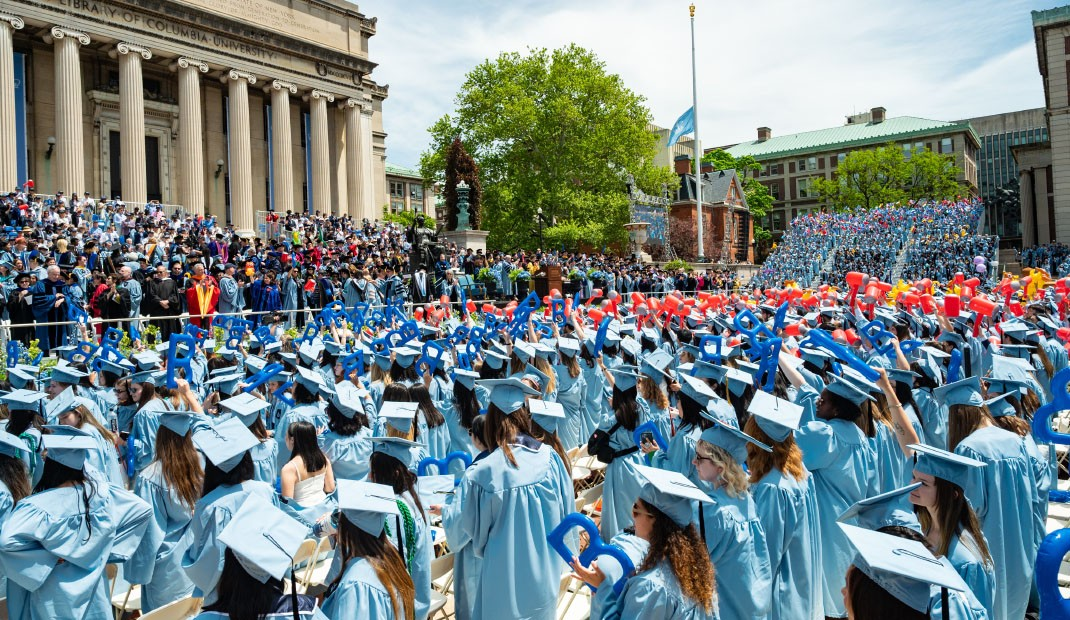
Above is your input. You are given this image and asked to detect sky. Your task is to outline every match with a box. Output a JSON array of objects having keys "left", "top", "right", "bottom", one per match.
[{"left": 364, "top": 0, "right": 1052, "bottom": 170}]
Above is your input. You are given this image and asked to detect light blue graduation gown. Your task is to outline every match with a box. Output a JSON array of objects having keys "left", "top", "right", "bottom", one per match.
[
  {"left": 384, "top": 492, "right": 432, "bottom": 620},
  {"left": 604, "top": 560, "right": 718, "bottom": 620},
  {"left": 182, "top": 480, "right": 280, "bottom": 605},
  {"left": 0, "top": 481, "right": 14, "bottom": 598},
  {"left": 115, "top": 403, "right": 138, "bottom": 434},
  {"left": 441, "top": 459, "right": 481, "bottom": 620},
  {"left": 580, "top": 364, "right": 606, "bottom": 442},
  {"left": 80, "top": 423, "right": 125, "bottom": 488},
  {"left": 653, "top": 422, "right": 705, "bottom": 490},
  {"left": 701, "top": 487, "right": 772, "bottom": 620},
  {"left": 955, "top": 426, "right": 1038, "bottom": 620},
  {"left": 133, "top": 461, "right": 196, "bottom": 612},
  {"left": 751, "top": 468, "right": 823, "bottom": 620},
  {"left": 928, "top": 578, "right": 991, "bottom": 619},
  {"left": 553, "top": 365, "right": 585, "bottom": 450},
  {"left": 321, "top": 557, "right": 405, "bottom": 620},
  {"left": 416, "top": 411, "right": 451, "bottom": 461},
  {"left": 590, "top": 533, "right": 648, "bottom": 620},
  {"left": 459, "top": 439, "right": 572, "bottom": 620},
  {"left": 251, "top": 438, "right": 279, "bottom": 486},
  {"left": 945, "top": 532, "right": 995, "bottom": 618},
  {"left": 195, "top": 602, "right": 327, "bottom": 620},
  {"left": 0, "top": 485, "right": 118, "bottom": 619},
  {"left": 871, "top": 420, "right": 908, "bottom": 494},
  {"left": 276, "top": 403, "right": 328, "bottom": 469},
  {"left": 3, "top": 424, "right": 42, "bottom": 486},
  {"left": 597, "top": 414, "right": 646, "bottom": 540},
  {"left": 914, "top": 388, "right": 948, "bottom": 450},
  {"left": 320, "top": 428, "right": 373, "bottom": 481},
  {"left": 637, "top": 397, "right": 673, "bottom": 447},
  {"left": 795, "top": 412, "right": 878, "bottom": 619},
  {"left": 132, "top": 398, "right": 173, "bottom": 476}
]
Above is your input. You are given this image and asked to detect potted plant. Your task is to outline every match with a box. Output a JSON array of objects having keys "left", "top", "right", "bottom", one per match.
[
  {"left": 564, "top": 268, "right": 582, "bottom": 296},
  {"left": 509, "top": 268, "right": 531, "bottom": 297},
  {"left": 477, "top": 267, "right": 498, "bottom": 299}
]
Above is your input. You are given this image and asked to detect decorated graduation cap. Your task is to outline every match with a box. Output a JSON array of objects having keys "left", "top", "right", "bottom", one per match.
[
  {"left": 639, "top": 350, "right": 674, "bottom": 384},
  {"left": 529, "top": 399, "right": 566, "bottom": 434},
  {"left": 826, "top": 375, "right": 877, "bottom": 407},
  {"left": 608, "top": 366, "right": 642, "bottom": 393},
  {"left": 748, "top": 389, "right": 804, "bottom": 442},
  {"left": 477, "top": 377, "right": 540, "bottom": 414},
  {"left": 331, "top": 382, "right": 363, "bottom": 419},
  {"left": 132, "top": 350, "right": 162, "bottom": 371},
  {"left": 0, "top": 388, "right": 48, "bottom": 412},
  {"left": 378, "top": 401, "right": 419, "bottom": 433},
  {"left": 45, "top": 386, "right": 77, "bottom": 422},
  {"left": 699, "top": 418, "right": 770, "bottom": 465},
  {"left": 837, "top": 483, "right": 922, "bottom": 532},
  {"left": 217, "top": 494, "right": 308, "bottom": 584},
  {"left": 557, "top": 337, "right": 581, "bottom": 358},
  {"left": 219, "top": 392, "right": 271, "bottom": 426},
  {"left": 370, "top": 436, "right": 422, "bottom": 473},
  {"left": 193, "top": 416, "right": 261, "bottom": 472},
  {"left": 910, "top": 443, "right": 985, "bottom": 485},
  {"left": 678, "top": 374, "right": 716, "bottom": 407},
  {"left": 452, "top": 368, "right": 480, "bottom": 390},
  {"left": 337, "top": 479, "right": 401, "bottom": 537},
  {"left": 932, "top": 376, "right": 984, "bottom": 408},
  {"left": 41, "top": 432, "right": 97, "bottom": 469},
  {"left": 634, "top": 464, "right": 713, "bottom": 528},
  {"left": 838, "top": 522, "right": 966, "bottom": 613}
]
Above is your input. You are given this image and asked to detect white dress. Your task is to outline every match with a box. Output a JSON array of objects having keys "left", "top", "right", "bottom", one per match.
[{"left": 292, "top": 472, "right": 327, "bottom": 507}]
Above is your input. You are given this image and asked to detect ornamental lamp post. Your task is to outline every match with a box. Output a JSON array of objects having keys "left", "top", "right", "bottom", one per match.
[
  {"left": 455, "top": 180, "right": 470, "bottom": 231},
  {"left": 537, "top": 206, "right": 544, "bottom": 248}
]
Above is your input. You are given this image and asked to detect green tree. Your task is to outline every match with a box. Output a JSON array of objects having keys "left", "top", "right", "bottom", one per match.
[
  {"left": 701, "top": 149, "right": 772, "bottom": 218},
  {"left": 812, "top": 143, "right": 961, "bottom": 210},
  {"left": 419, "top": 45, "right": 676, "bottom": 250}
]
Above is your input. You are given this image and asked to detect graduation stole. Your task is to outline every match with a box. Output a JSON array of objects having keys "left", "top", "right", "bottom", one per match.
[{"left": 384, "top": 499, "right": 417, "bottom": 570}]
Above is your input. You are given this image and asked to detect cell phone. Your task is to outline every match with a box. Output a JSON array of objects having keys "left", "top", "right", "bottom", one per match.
[
  {"left": 119, "top": 431, "right": 130, "bottom": 441},
  {"left": 641, "top": 432, "right": 654, "bottom": 446}
]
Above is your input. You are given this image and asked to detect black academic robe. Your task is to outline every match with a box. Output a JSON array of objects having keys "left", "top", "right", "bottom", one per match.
[{"left": 30, "top": 278, "right": 67, "bottom": 352}]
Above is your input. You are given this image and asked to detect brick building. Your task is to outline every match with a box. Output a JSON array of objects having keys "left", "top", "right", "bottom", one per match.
[{"left": 670, "top": 157, "right": 754, "bottom": 263}]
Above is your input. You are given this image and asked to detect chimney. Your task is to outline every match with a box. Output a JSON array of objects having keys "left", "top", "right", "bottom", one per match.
[
  {"left": 700, "top": 160, "right": 714, "bottom": 174},
  {"left": 674, "top": 154, "right": 691, "bottom": 175},
  {"left": 757, "top": 127, "right": 771, "bottom": 142},
  {"left": 870, "top": 107, "right": 886, "bottom": 124}
]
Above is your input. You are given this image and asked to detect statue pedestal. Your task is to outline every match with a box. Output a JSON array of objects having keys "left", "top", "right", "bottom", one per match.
[{"left": 441, "top": 229, "right": 490, "bottom": 253}]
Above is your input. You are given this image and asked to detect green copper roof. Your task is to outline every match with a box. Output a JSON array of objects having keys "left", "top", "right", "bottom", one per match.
[
  {"left": 385, "top": 162, "right": 421, "bottom": 178},
  {"left": 1033, "top": 5, "right": 1070, "bottom": 27},
  {"left": 725, "top": 116, "right": 979, "bottom": 160}
]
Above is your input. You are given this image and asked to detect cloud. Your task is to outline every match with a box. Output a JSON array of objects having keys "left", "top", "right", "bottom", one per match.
[{"left": 366, "top": 0, "right": 1049, "bottom": 168}]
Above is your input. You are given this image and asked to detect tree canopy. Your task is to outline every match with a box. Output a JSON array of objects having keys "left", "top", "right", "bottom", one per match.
[
  {"left": 419, "top": 44, "right": 676, "bottom": 250},
  {"left": 701, "top": 149, "right": 773, "bottom": 219},
  {"left": 812, "top": 143, "right": 962, "bottom": 210}
]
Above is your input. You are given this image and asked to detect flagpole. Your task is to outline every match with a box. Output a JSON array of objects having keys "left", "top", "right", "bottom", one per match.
[{"left": 690, "top": 3, "right": 705, "bottom": 261}]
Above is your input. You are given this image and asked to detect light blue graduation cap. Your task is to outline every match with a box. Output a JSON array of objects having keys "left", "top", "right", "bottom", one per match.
[
  {"left": 370, "top": 436, "right": 422, "bottom": 472},
  {"left": 932, "top": 376, "right": 984, "bottom": 408},
  {"left": 0, "top": 429, "right": 25, "bottom": 458},
  {"left": 838, "top": 523, "right": 966, "bottom": 613},
  {"left": 799, "top": 347, "right": 833, "bottom": 367},
  {"left": 392, "top": 346, "right": 420, "bottom": 369},
  {"left": 452, "top": 368, "right": 480, "bottom": 390},
  {"left": 936, "top": 330, "right": 964, "bottom": 345},
  {"left": 678, "top": 374, "right": 716, "bottom": 407},
  {"left": 129, "top": 369, "right": 158, "bottom": 387},
  {"left": 482, "top": 348, "right": 507, "bottom": 371},
  {"left": 983, "top": 375, "right": 1028, "bottom": 397},
  {"left": 635, "top": 464, "right": 713, "bottom": 528},
  {"left": 294, "top": 366, "right": 325, "bottom": 393},
  {"left": 477, "top": 377, "right": 539, "bottom": 414},
  {"left": 50, "top": 363, "right": 87, "bottom": 386},
  {"left": 160, "top": 410, "right": 203, "bottom": 436},
  {"left": 41, "top": 433, "right": 97, "bottom": 469},
  {"left": 245, "top": 355, "right": 268, "bottom": 375},
  {"left": 557, "top": 337, "right": 581, "bottom": 358},
  {"left": 279, "top": 351, "right": 299, "bottom": 368},
  {"left": 193, "top": 416, "right": 260, "bottom": 472},
  {"left": 827, "top": 375, "right": 877, "bottom": 407},
  {"left": 323, "top": 340, "right": 345, "bottom": 357},
  {"left": 205, "top": 372, "right": 244, "bottom": 396},
  {"left": 219, "top": 392, "right": 270, "bottom": 426},
  {"left": 999, "top": 320, "right": 1031, "bottom": 342},
  {"left": 513, "top": 340, "right": 535, "bottom": 364},
  {"left": 523, "top": 363, "right": 551, "bottom": 399},
  {"left": 132, "top": 350, "right": 162, "bottom": 371},
  {"left": 332, "top": 382, "right": 363, "bottom": 419},
  {"left": 910, "top": 443, "right": 985, "bottom": 485},
  {"left": 298, "top": 340, "right": 324, "bottom": 365},
  {"left": 372, "top": 352, "right": 391, "bottom": 371},
  {"left": 217, "top": 494, "right": 308, "bottom": 584},
  {"left": 1, "top": 389, "right": 48, "bottom": 412},
  {"left": 45, "top": 387, "right": 77, "bottom": 422},
  {"left": 748, "top": 390, "right": 804, "bottom": 442},
  {"left": 608, "top": 366, "right": 641, "bottom": 392},
  {"left": 837, "top": 483, "right": 922, "bottom": 532},
  {"left": 699, "top": 418, "right": 770, "bottom": 465},
  {"left": 529, "top": 399, "right": 566, "bottom": 434},
  {"left": 337, "top": 479, "right": 400, "bottom": 537},
  {"left": 7, "top": 366, "right": 36, "bottom": 390},
  {"left": 417, "top": 323, "right": 440, "bottom": 339},
  {"left": 378, "top": 401, "right": 418, "bottom": 433},
  {"left": 216, "top": 345, "right": 240, "bottom": 362},
  {"left": 998, "top": 344, "right": 1035, "bottom": 361},
  {"left": 982, "top": 391, "right": 1017, "bottom": 418},
  {"left": 885, "top": 368, "right": 919, "bottom": 387},
  {"left": 619, "top": 337, "right": 641, "bottom": 359},
  {"left": 639, "top": 350, "right": 673, "bottom": 384},
  {"left": 640, "top": 327, "right": 659, "bottom": 343},
  {"left": 98, "top": 358, "right": 135, "bottom": 377}
]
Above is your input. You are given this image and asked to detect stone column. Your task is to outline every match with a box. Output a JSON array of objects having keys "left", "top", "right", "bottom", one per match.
[
  {"left": 358, "top": 95, "right": 375, "bottom": 222},
  {"left": 116, "top": 43, "right": 152, "bottom": 204},
  {"left": 48, "top": 27, "right": 90, "bottom": 195},
  {"left": 267, "top": 80, "right": 297, "bottom": 214},
  {"left": 0, "top": 14, "right": 24, "bottom": 191},
  {"left": 343, "top": 98, "right": 362, "bottom": 221},
  {"left": 306, "top": 90, "right": 334, "bottom": 215},
  {"left": 175, "top": 57, "right": 208, "bottom": 215},
  {"left": 222, "top": 69, "right": 257, "bottom": 237}
]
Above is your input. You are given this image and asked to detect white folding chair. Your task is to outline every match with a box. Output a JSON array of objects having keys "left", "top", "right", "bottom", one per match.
[
  {"left": 136, "top": 595, "right": 201, "bottom": 620},
  {"left": 429, "top": 552, "right": 455, "bottom": 619},
  {"left": 297, "top": 536, "right": 335, "bottom": 590}
]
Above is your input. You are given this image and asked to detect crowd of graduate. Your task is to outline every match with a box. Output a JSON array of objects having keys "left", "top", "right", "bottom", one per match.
[
  {"left": 1019, "top": 243, "right": 1070, "bottom": 278},
  {"left": 0, "top": 252, "right": 1064, "bottom": 619}
]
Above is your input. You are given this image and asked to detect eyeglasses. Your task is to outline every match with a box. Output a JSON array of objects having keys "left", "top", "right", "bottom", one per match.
[{"left": 631, "top": 503, "right": 654, "bottom": 519}]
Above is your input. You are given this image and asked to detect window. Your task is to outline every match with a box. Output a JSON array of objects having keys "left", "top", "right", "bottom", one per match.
[
  {"left": 390, "top": 181, "right": 405, "bottom": 198},
  {"left": 768, "top": 182, "right": 780, "bottom": 200},
  {"left": 410, "top": 184, "right": 424, "bottom": 200},
  {"left": 940, "top": 137, "right": 953, "bottom": 154},
  {"left": 769, "top": 162, "right": 780, "bottom": 175},
  {"left": 798, "top": 157, "right": 817, "bottom": 171},
  {"left": 391, "top": 199, "right": 406, "bottom": 214},
  {"left": 798, "top": 177, "right": 816, "bottom": 199},
  {"left": 837, "top": 153, "right": 846, "bottom": 165},
  {"left": 772, "top": 210, "right": 785, "bottom": 231},
  {"left": 797, "top": 158, "right": 808, "bottom": 172}
]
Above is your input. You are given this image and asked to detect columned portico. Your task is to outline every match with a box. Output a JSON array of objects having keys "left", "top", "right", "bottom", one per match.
[
  {"left": 48, "top": 26, "right": 90, "bottom": 195},
  {"left": 359, "top": 95, "right": 375, "bottom": 222},
  {"left": 223, "top": 69, "right": 257, "bottom": 237},
  {"left": 268, "top": 80, "right": 298, "bottom": 215},
  {"left": 116, "top": 43, "right": 152, "bottom": 203},
  {"left": 0, "top": 13, "right": 24, "bottom": 191},
  {"left": 175, "top": 57, "right": 209, "bottom": 216},
  {"left": 306, "top": 89, "right": 334, "bottom": 216}
]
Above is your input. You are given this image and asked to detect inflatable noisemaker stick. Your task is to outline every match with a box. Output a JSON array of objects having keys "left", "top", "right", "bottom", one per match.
[
  {"left": 547, "top": 513, "right": 636, "bottom": 595},
  {"left": 845, "top": 272, "right": 866, "bottom": 311},
  {"left": 968, "top": 295, "right": 998, "bottom": 338},
  {"left": 1033, "top": 368, "right": 1070, "bottom": 619},
  {"left": 801, "top": 328, "right": 880, "bottom": 382},
  {"left": 417, "top": 451, "right": 474, "bottom": 486}
]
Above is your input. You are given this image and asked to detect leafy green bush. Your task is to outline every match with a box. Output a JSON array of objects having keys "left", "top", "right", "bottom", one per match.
[{"left": 664, "top": 258, "right": 692, "bottom": 272}]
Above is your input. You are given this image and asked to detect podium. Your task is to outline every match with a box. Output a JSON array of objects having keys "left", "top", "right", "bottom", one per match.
[{"left": 533, "top": 265, "right": 563, "bottom": 298}]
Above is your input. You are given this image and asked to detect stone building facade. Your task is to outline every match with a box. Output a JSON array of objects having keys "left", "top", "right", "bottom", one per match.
[{"left": 1, "top": 0, "right": 389, "bottom": 235}]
